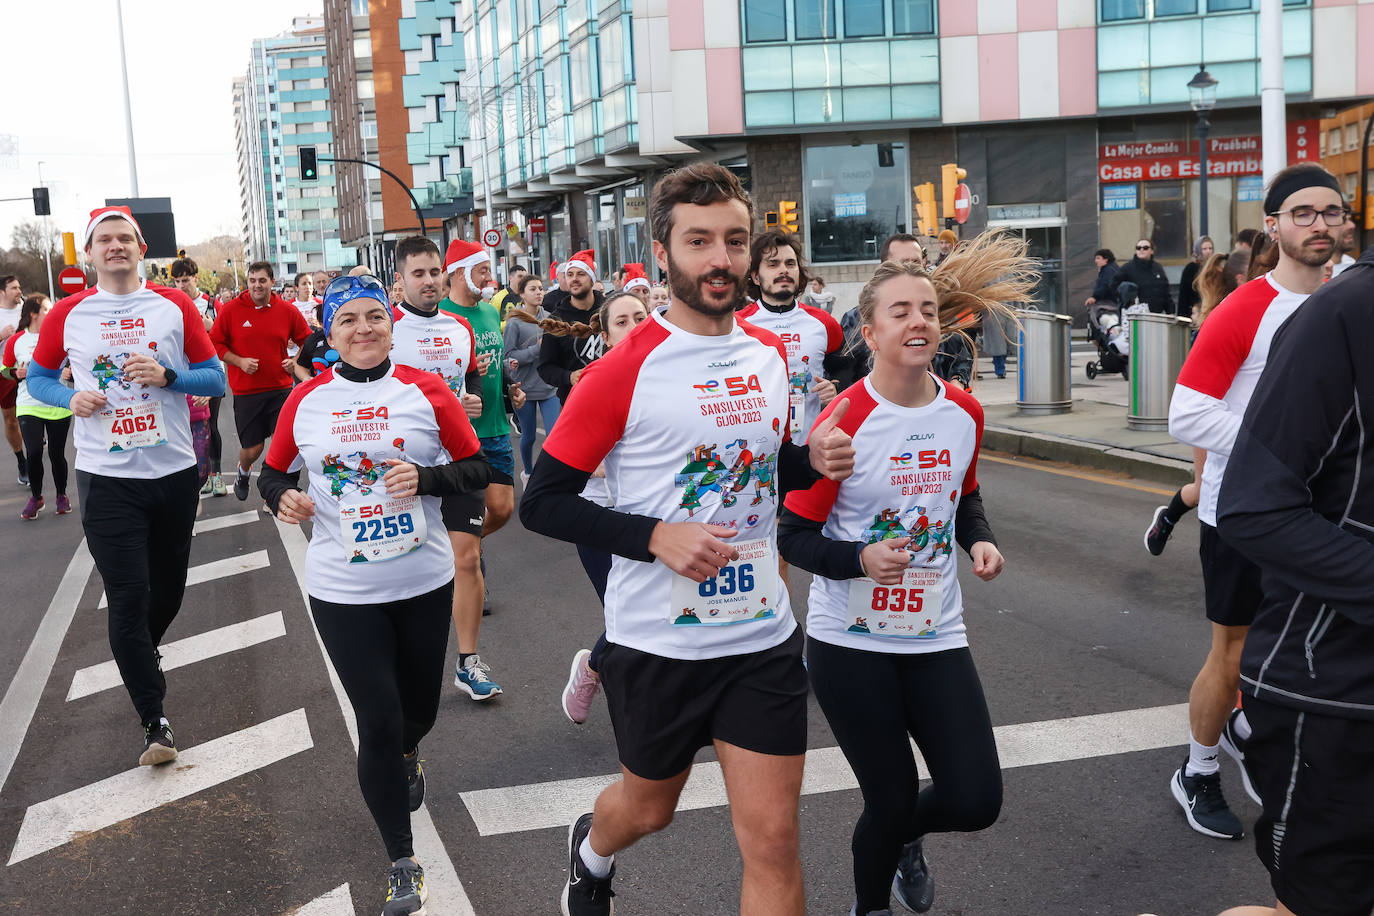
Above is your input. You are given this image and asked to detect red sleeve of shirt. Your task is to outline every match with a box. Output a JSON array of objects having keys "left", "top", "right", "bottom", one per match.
[
  {"left": 395, "top": 364, "right": 481, "bottom": 460},
  {"left": 31, "top": 289, "right": 95, "bottom": 370},
  {"left": 784, "top": 380, "right": 881, "bottom": 522},
  {"left": 802, "top": 304, "right": 844, "bottom": 353},
  {"left": 153, "top": 287, "right": 218, "bottom": 363},
  {"left": 737, "top": 301, "right": 760, "bottom": 320},
  {"left": 944, "top": 382, "right": 985, "bottom": 493},
  {"left": 264, "top": 373, "right": 324, "bottom": 472},
  {"left": 1175, "top": 276, "right": 1277, "bottom": 399},
  {"left": 542, "top": 318, "right": 670, "bottom": 472},
  {"left": 2, "top": 331, "right": 21, "bottom": 369}
]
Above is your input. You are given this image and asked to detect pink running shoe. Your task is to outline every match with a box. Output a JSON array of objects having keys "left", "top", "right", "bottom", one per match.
[
  {"left": 55, "top": 494, "right": 72, "bottom": 515},
  {"left": 20, "top": 496, "right": 42, "bottom": 520},
  {"left": 561, "top": 648, "right": 601, "bottom": 725}
]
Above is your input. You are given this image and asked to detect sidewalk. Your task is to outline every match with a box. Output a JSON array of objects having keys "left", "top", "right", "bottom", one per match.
[{"left": 967, "top": 341, "right": 1194, "bottom": 487}]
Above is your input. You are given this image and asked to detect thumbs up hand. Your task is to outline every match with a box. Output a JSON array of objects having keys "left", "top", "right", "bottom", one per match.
[{"left": 808, "top": 397, "right": 855, "bottom": 482}]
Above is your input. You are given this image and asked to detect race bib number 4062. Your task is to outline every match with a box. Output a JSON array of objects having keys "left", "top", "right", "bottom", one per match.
[
  {"left": 669, "top": 537, "right": 778, "bottom": 626},
  {"left": 101, "top": 402, "right": 166, "bottom": 452},
  {"left": 845, "top": 568, "right": 943, "bottom": 639}
]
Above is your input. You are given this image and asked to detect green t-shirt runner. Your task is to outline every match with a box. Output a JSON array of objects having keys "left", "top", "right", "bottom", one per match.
[{"left": 439, "top": 296, "right": 509, "bottom": 439}]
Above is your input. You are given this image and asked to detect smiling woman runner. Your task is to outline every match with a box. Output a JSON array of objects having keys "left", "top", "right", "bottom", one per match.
[
  {"left": 779, "top": 231, "right": 1037, "bottom": 916},
  {"left": 258, "top": 274, "right": 490, "bottom": 916}
]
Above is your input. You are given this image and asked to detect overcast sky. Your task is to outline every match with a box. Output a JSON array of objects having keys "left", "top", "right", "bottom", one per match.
[{"left": 1, "top": 1, "right": 322, "bottom": 251}]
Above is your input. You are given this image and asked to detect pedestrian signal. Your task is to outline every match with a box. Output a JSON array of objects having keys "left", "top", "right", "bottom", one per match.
[{"left": 300, "top": 146, "right": 319, "bottom": 181}]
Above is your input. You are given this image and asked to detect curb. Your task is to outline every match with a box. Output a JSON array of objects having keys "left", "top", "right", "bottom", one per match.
[{"left": 982, "top": 425, "right": 1194, "bottom": 487}]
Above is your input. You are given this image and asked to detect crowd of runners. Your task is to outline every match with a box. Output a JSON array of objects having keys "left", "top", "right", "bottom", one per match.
[{"left": 8, "top": 156, "right": 1371, "bottom": 916}]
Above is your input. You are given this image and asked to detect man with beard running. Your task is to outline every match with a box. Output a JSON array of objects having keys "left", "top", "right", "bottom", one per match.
[
  {"left": 521, "top": 162, "right": 855, "bottom": 916},
  {"left": 1165, "top": 162, "right": 1346, "bottom": 840},
  {"left": 738, "top": 231, "right": 847, "bottom": 444},
  {"left": 538, "top": 249, "right": 606, "bottom": 405}
]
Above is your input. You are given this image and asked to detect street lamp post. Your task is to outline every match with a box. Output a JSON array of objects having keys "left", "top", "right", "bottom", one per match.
[{"left": 1188, "top": 65, "right": 1219, "bottom": 239}]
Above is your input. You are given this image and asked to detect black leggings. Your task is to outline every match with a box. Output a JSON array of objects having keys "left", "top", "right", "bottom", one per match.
[
  {"left": 310, "top": 580, "right": 454, "bottom": 862},
  {"left": 206, "top": 396, "right": 223, "bottom": 473},
  {"left": 19, "top": 415, "right": 70, "bottom": 499},
  {"left": 807, "top": 638, "right": 1003, "bottom": 913}
]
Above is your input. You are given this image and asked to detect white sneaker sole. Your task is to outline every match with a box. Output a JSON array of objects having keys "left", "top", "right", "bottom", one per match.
[
  {"left": 139, "top": 744, "right": 178, "bottom": 766},
  {"left": 382, "top": 884, "right": 428, "bottom": 916},
  {"left": 1219, "top": 728, "right": 1262, "bottom": 806},
  {"left": 1169, "top": 769, "right": 1242, "bottom": 839},
  {"left": 454, "top": 675, "right": 502, "bottom": 701},
  {"left": 562, "top": 649, "right": 592, "bottom": 724},
  {"left": 1144, "top": 506, "right": 1168, "bottom": 556}
]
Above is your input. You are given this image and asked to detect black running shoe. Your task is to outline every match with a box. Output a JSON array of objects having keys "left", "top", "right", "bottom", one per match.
[
  {"left": 892, "top": 839, "right": 935, "bottom": 913},
  {"left": 562, "top": 812, "right": 615, "bottom": 916},
  {"left": 382, "top": 860, "right": 426, "bottom": 916},
  {"left": 233, "top": 469, "right": 250, "bottom": 501},
  {"left": 1144, "top": 505, "right": 1174, "bottom": 556},
  {"left": 405, "top": 750, "right": 425, "bottom": 812},
  {"left": 138, "top": 718, "right": 177, "bottom": 766},
  {"left": 1219, "top": 710, "right": 1261, "bottom": 805},
  {"left": 1170, "top": 761, "right": 1243, "bottom": 839}
]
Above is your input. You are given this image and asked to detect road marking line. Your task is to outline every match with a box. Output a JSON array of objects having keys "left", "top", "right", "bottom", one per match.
[
  {"left": 7, "top": 708, "right": 313, "bottom": 866},
  {"left": 982, "top": 453, "right": 1176, "bottom": 496},
  {"left": 66, "top": 612, "right": 287, "bottom": 702},
  {"left": 274, "top": 519, "right": 475, "bottom": 916},
  {"left": 287, "top": 884, "right": 355, "bottom": 915},
  {"left": 194, "top": 511, "right": 261, "bottom": 536},
  {"left": 460, "top": 702, "right": 1190, "bottom": 837},
  {"left": 97, "top": 549, "right": 271, "bottom": 609},
  {"left": 0, "top": 542, "right": 94, "bottom": 794}
]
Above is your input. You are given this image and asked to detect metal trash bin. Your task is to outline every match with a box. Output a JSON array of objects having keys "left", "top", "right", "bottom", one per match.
[
  {"left": 1127, "top": 312, "right": 1192, "bottom": 431},
  {"left": 1016, "top": 309, "right": 1072, "bottom": 415}
]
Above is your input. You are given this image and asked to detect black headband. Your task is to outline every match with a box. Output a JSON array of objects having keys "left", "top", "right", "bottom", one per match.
[{"left": 1264, "top": 167, "right": 1343, "bottom": 215}]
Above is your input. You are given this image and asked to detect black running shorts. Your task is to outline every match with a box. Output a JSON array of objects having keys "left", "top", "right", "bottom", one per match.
[
  {"left": 1245, "top": 697, "right": 1374, "bottom": 916},
  {"left": 441, "top": 489, "right": 485, "bottom": 537},
  {"left": 599, "top": 626, "right": 808, "bottom": 781},
  {"left": 232, "top": 388, "right": 291, "bottom": 450},
  {"left": 1198, "top": 522, "right": 1262, "bottom": 627}
]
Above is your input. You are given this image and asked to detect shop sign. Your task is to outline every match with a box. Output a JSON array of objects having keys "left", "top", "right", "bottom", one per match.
[
  {"left": 833, "top": 192, "right": 867, "bottom": 218},
  {"left": 1237, "top": 175, "right": 1264, "bottom": 202},
  {"left": 1102, "top": 184, "right": 1139, "bottom": 211},
  {"left": 623, "top": 197, "right": 648, "bottom": 219},
  {"left": 1288, "top": 119, "right": 1319, "bottom": 162},
  {"left": 1099, "top": 122, "right": 1317, "bottom": 183}
]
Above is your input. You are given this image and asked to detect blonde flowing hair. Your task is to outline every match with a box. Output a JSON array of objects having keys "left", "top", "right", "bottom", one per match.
[{"left": 857, "top": 230, "right": 1040, "bottom": 357}]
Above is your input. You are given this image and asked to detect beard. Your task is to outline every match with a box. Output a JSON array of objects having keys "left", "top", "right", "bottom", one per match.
[
  {"left": 1279, "top": 231, "right": 1334, "bottom": 268},
  {"left": 665, "top": 250, "right": 745, "bottom": 318},
  {"left": 761, "top": 277, "right": 797, "bottom": 305}
]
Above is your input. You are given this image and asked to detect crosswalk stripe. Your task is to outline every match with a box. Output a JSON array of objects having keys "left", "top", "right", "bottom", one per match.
[
  {"left": 287, "top": 884, "right": 355, "bottom": 915},
  {"left": 0, "top": 543, "right": 94, "bottom": 794},
  {"left": 7, "top": 708, "right": 314, "bottom": 866},
  {"left": 459, "top": 702, "right": 1191, "bottom": 837},
  {"left": 194, "top": 510, "right": 261, "bottom": 535},
  {"left": 97, "top": 549, "right": 271, "bottom": 609},
  {"left": 273, "top": 519, "right": 475, "bottom": 915},
  {"left": 66, "top": 612, "right": 287, "bottom": 702}
]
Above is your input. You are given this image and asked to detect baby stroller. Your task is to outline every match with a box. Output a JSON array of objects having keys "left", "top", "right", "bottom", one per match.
[{"left": 1084, "top": 281, "right": 1133, "bottom": 381}]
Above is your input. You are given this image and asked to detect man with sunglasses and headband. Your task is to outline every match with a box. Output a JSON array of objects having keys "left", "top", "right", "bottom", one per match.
[
  {"left": 210, "top": 260, "right": 313, "bottom": 501},
  {"left": 1165, "top": 163, "right": 1348, "bottom": 842}
]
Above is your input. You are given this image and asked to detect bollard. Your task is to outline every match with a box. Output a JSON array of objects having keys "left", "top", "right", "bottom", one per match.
[
  {"left": 1127, "top": 312, "right": 1191, "bottom": 431},
  {"left": 1016, "top": 309, "right": 1072, "bottom": 415}
]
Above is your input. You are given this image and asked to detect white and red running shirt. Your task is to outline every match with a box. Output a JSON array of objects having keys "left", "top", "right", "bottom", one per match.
[
  {"left": 786, "top": 375, "right": 983, "bottom": 654},
  {"left": 390, "top": 305, "right": 478, "bottom": 399},
  {"left": 1169, "top": 273, "right": 1309, "bottom": 527},
  {"left": 32, "top": 283, "right": 218, "bottom": 478},
  {"left": 541, "top": 308, "right": 796, "bottom": 660},
  {"left": 736, "top": 301, "right": 843, "bottom": 443},
  {"left": 264, "top": 363, "right": 481, "bottom": 604},
  {"left": 2, "top": 330, "right": 71, "bottom": 419}
]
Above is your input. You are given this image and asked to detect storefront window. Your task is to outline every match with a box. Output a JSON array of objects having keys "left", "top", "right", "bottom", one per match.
[
  {"left": 1144, "top": 182, "right": 1188, "bottom": 261},
  {"left": 804, "top": 141, "right": 909, "bottom": 264}
]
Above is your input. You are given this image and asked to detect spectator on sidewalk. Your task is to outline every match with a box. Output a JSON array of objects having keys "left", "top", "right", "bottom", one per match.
[
  {"left": 1085, "top": 249, "right": 1119, "bottom": 307},
  {"left": 1115, "top": 239, "right": 1174, "bottom": 314},
  {"left": 799, "top": 275, "right": 836, "bottom": 314},
  {"left": 1178, "top": 237, "right": 1213, "bottom": 320}
]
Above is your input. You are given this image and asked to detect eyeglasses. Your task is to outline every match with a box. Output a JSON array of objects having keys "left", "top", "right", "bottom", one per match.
[
  {"left": 1269, "top": 206, "right": 1351, "bottom": 227},
  {"left": 325, "top": 274, "right": 386, "bottom": 299},
  {"left": 1135, "top": 245, "right": 1152, "bottom": 251}
]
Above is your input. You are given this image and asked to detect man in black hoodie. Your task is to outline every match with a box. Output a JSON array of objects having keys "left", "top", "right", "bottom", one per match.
[
  {"left": 1114, "top": 238, "right": 1174, "bottom": 313},
  {"left": 537, "top": 248, "right": 605, "bottom": 403},
  {"left": 1217, "top": 243, "right": 1374, "bottom": 916}
]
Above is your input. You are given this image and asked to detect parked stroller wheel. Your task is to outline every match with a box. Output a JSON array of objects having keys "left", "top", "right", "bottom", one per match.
[{"left": 1085, "top": 361, "right": 1098, "bottom": 380}]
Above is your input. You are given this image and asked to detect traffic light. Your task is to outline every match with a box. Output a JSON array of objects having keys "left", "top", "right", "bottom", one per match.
[
  {"left": 62, "top": 232, "right": 77, "bottom": 266},
  {"left": 941, "top": 163, "right": 967, "bottom": 225},
  {"left": 764, "top": 210, "right": 779, "bottom": 229},
  {"left": 914, "top": 182, "right": 938, "bottom": 237},
  {"left": 32, "top": 187, "right": 50, "bottom": 216},
  {"left": 778, "top": 200, "right": 799, "bottom": 233},
  {"left": 300, "top": 146, "right": 319, "bottom": 181}
]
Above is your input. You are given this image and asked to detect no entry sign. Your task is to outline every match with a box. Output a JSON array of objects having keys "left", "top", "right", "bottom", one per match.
[
  {"left": 57, "top": 266, "right": 87, "bottom": 295},
  {"left": 953, "top": 184, "right": 971, "bottom": 224}
]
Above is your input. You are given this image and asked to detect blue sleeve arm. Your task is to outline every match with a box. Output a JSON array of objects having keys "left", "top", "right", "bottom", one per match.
[
  {"left": 27, "top": 363, "right": 73, "bottom": 409},
  {"left": 166, "top": 357, "right": 226, "bottom": 397}
]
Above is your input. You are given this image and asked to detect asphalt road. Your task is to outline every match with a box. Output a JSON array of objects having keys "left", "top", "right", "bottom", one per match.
[{"left": 0, "top": 418, "right": 1272, "bottom": 915}]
